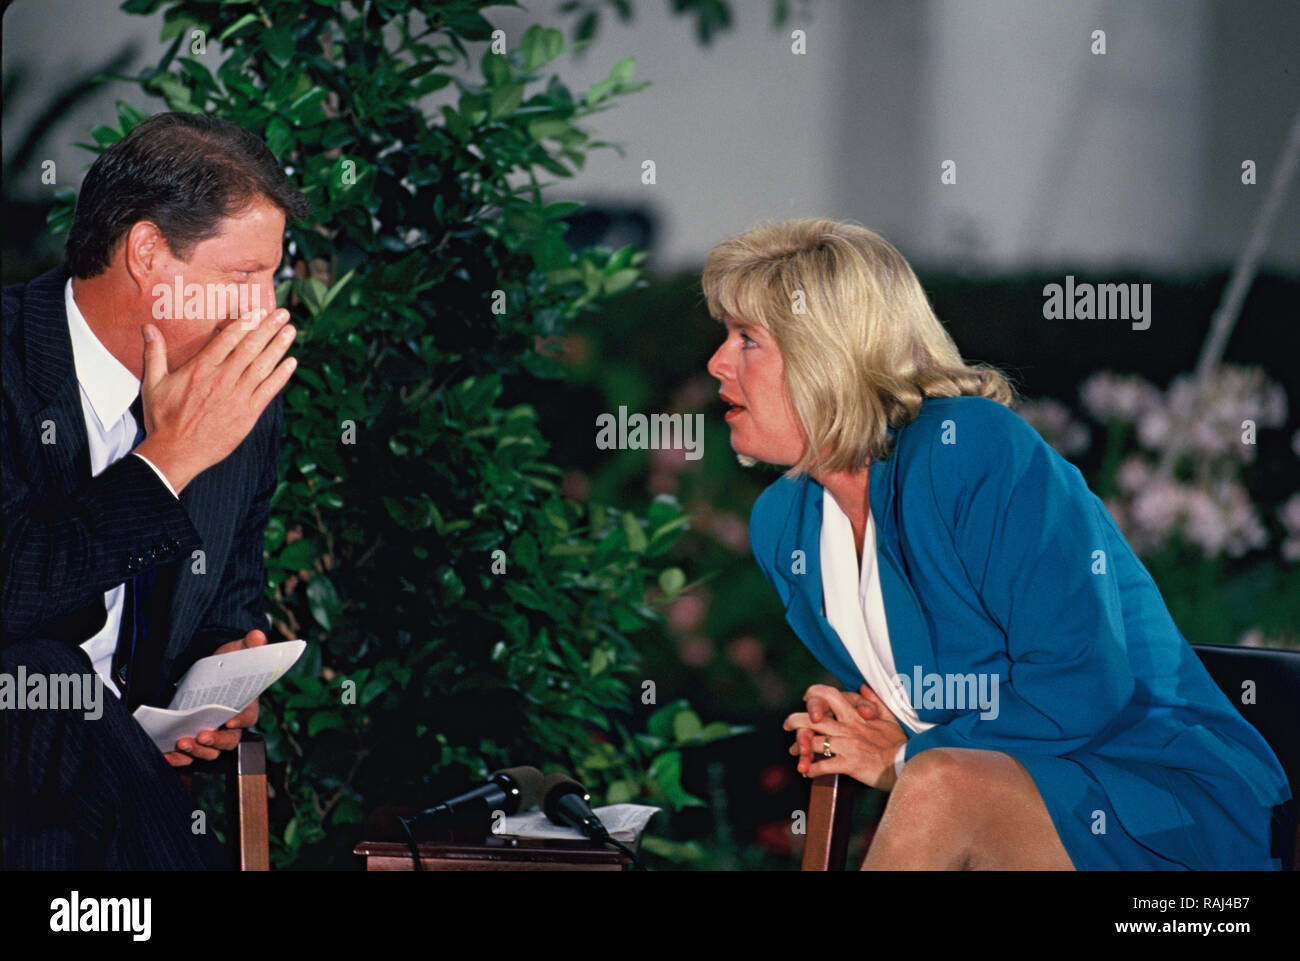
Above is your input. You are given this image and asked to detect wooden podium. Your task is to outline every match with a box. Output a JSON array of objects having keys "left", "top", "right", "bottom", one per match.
[
  {"left": 354, "top": 808, "right": 633, "bottom": 871},
  {"left": 354, "top": 837, "right": 631, "bottom": 871}
]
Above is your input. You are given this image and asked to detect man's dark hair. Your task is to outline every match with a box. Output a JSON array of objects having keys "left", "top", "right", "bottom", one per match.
[{"left": 65, "top": 112, "right": 312, "bottom": 279}]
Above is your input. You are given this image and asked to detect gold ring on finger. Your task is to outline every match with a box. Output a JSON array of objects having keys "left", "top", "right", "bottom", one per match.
[{"left": 822, "top": 737, "right": 834, "bottom": 758}]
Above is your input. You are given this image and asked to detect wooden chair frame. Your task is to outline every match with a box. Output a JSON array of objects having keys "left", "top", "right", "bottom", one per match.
[
  {"left": 228, "top": 734, "right": 269, "bottom": 870},
  {"left": 180, "top": 733, "right": 269, "bottom": 870}
]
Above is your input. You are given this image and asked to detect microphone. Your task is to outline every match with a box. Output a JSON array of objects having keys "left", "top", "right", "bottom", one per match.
[
  {"left": 540, "top": 772, "right": 611, "bottom": 842},
  {"left": 399, "top": 765, "right": 543, "bottom": 871},
  {"left": 412, "top": 765, "right": 543, "bottom": 829}
]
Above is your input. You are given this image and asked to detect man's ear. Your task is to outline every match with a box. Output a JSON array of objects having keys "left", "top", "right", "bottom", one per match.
[{"left": 122, "top": 221, "right": 169, "bottom": 295}]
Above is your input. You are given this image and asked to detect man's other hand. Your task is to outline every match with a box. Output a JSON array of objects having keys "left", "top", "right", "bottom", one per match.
[{"left": 163, "top": 629, "right": 267, "bottom": 767}]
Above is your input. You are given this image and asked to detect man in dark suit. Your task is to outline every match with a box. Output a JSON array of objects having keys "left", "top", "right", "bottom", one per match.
[{"left": 1, "top": 112, "right": 310, "bottom": 868}]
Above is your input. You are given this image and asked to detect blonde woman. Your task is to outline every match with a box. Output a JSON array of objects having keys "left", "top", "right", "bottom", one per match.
[{"left": 704, "top": 218, "right": 1290, "bottom": 869}]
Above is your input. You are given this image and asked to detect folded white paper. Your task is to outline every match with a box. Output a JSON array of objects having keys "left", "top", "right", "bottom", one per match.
[
  {"left": 496, "top": 803, "right": 661, "bottom": 844},
  {"left": 132, "top": 639, "right": 306, "bottom": 753}
]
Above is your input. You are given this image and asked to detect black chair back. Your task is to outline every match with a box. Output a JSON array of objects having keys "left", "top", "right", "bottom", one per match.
[{"left": 1191, "top": 644, "right": 1299, "bottom": 871}]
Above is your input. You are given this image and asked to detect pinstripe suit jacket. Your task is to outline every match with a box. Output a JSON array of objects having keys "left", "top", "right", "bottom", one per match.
[{"left": 1, "top": 264, "right": 283, "bottom": 712}]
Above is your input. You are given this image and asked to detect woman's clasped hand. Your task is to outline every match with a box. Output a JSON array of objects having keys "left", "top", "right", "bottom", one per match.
[{"left": 783, "top": 684, "right": 909, "bottom": 791}]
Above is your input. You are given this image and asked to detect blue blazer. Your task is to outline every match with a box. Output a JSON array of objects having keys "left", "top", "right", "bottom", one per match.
[{"left": 749, "top": 394, "right": 1290, "bottom": 869}]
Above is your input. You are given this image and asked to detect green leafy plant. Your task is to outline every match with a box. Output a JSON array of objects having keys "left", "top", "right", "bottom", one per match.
[{"left": 54, "top": 0, "right": 751, "bottom": 867}]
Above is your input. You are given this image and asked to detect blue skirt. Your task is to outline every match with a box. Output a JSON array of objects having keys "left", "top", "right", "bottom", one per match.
[{"left": 1013, "top": 752, "right": 1286, "bottom": 870}]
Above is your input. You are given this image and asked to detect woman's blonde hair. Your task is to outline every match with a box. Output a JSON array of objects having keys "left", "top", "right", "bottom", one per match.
[{"left": 701, "top": 218, "right": 1020, "bottom": 476}]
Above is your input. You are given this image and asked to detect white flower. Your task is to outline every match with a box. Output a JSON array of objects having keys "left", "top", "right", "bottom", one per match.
[
  {"left": 1133, "top": 365, "right": 1287, "bottom": 468},
  {"left": 1237, "top": 629, "right": 1266, "bottom": 648},
  {"left": 1278, "top": 494, "right": 1300, "bottom": 564},
  {"left": 1183, "top": 480, "right": 1268, "bottom": 559},
  {"left": 1236, "top": 628, "right": 1297, "bottom": 650},
  {"left": 1079, "top": 372, "right": 1162, "bottom": 425},
  {"left": 1014, "top": 397, "right": 1091, "bottom": 457},
  {"left": 1116, "top": 455, "right": 1153, "bottom": 494},
  {"left": 1278, "top": 494, "right": 1300, "bottom": 534},
  {"left": 1130, "top": 477, "right": 1184, "bottom": 544},
  {"left": 1136, "top": 407, "right": 1171, "bottom": 451}
]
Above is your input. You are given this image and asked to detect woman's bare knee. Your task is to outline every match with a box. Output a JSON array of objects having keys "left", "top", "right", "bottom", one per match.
[
  {"left": 867, "top": 748, "right": 982, "bottom": 867},
  {"left": 877, "top": 747, "right": 1075, "bottom": 870}
]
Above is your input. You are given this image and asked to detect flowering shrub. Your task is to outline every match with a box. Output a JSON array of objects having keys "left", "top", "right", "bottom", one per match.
[{"left": 1015, "top": 365, "right": 1297, "bottom": 650}]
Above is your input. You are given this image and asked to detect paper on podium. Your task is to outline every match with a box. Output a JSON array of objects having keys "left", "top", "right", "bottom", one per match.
[
  {"left": 132, "top": 639, "right": 306, "bottom": 752},
  {"left": 496, "top": 803, "right": 661, "bottom": 844}
]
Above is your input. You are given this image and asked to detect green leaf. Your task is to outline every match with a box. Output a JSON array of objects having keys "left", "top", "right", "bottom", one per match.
[
  {"left": 276, "top": 538, "right": 317, "bottom": 571},
  {"left": 489, "top": 83, "right": 524, "bottom": 120},
  {"left": 331, "top": 799, "right": 365, "bottom": 825},
  {"left": 604, "top": 268, "right": 639, "bottom": 295},
  {"left": 542, "top": 27, "right": 565, "bottom": 61},
  {"left": 639, "top": 835, "right": 704, "bottom": 862},
  {"left": 657, "top": 567, "right": 686, "bottom": 597},
  {"left": 320, "top": 268, "right": 356, "bottom": 311},
  {"left": 606, "top": 245, "right": 634, "bottom": 272},
  {"left": 543, "top": 200, "right": 582, "bottom": 220},
  {"left": 531, "top": 234, "right": 571, "bottom": 271},
  {"left": 90, "top": 125, "right": 122, "bottom": 147},
  {"left": 216, "top": 13, "right": 260, "bottom": 44},
  {"left": 605, "top": 778, "right": 637, "bottom": 804},
  {"left": 288, "top": 87, "right": 329, "bottom": 126},
  {"left": 527, "top": 118, "right": 571, "bottom": 141},
  {"left": 648, "top": 750, "right": 705, "bottom": 808},
  {"left": 265, "top": 115, "right": 292, "bottom": 155},
  {"left": 481, "top": 51, "right": 510, "bottom": 86},
  {"left": 308, "top": 712, "right": 344, "bottom": 736},
  {"left": 575, "top": 11, "right": 598, "bottom": 45},
  {"left": 647, "top": 699, "right": 690, "bottom": 740},
  {"left": 609, "top": 57, "right": 636, "bottom": 85},
  {"left": 159, "top": 15, "right": 194, "bottom": 43},
  {"left": 262, "top": 23, "right": 294, "bottom": 67},
  {"left": 459, "top": 92, "right": 488, "bottom": 125},
  {"left": 511, "top": 532, "right": 540, "bottom": 571},
  {"left": 306, "top": 575, "right": 341, "bottom": 631},
  {"left": 505, "top": 581, "right": 551, "bottom": 612},
  {"left": 586, "top": 78, "right": 614, "bottom": 106},
  {"left": 696, "top": 721, "right": 751, "bottom": 744},
  {"left": 672, "top": 709, "right": 702, "bottom": 742},
  {"left": 650, "top": 513, "right": 691, "bottom": 543},
  {"left": 521, "top": 25, "right": 558, "bottom": 71},
  {"left": 116, "top": 101, "right": 147, "bottom": 131},
  {"left": 295, "top": 276, "right": 328, "bottom": 315},
  {"left": 543, "top": 505, "right": 569, "bottom": 533},
  {"left": 152, "top": 74, "right": 199, "bottom": 113},
  {"left": 415, "top": 72, "right": 452, "bottom": 96},
  {"left": 361, "top": 679, "right": 387, "bottom": 705},
  {"left": 622, "top": 512, "right": 647, "bottom": 553}
]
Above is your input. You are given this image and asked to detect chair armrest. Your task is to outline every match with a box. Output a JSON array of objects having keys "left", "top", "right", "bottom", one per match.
[
  {"left": 228, "top": 733, "right": 270, "bottom": 871},
  {"left": 802, "top": 773, "right": 858, "bottom": 870}
]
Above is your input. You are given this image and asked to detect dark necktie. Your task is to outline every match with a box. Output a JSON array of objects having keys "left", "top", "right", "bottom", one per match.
[{"left": 111, "top": 394, "right": 158, "bottom": 697}]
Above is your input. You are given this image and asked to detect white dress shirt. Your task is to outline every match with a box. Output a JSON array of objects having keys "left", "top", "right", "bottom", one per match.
[
  {"left": 819, "top": 487, "right": 935, "bottom": 780},
  {"left": 65, "top": 279, "right": 178, "bottom": 698}
]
